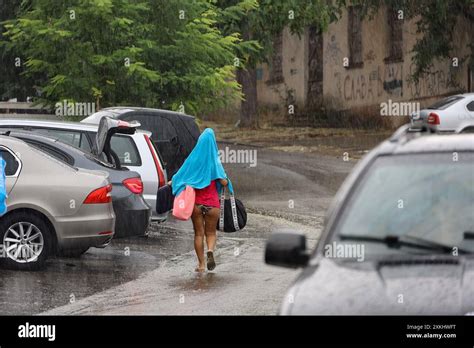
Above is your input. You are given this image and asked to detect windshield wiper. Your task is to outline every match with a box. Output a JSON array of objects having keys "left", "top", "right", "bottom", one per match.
[{"left": 339, "top": 234, "right": 472, "bottom": 254}]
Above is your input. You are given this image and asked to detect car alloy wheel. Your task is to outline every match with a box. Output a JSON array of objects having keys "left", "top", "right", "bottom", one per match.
[{"left": 3, "top": 222, "right": 44, "bottom": 263}]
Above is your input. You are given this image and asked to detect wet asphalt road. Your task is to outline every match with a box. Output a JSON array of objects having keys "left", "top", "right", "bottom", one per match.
[
  {"left": 0, "top": 228, "right": 192, "bottom": 315},
  {"left": 0, "top": 139, "right": 378, "bottom": 315},
  {"left": 43, "top": 214, "right": 317, "bottom": 315}
]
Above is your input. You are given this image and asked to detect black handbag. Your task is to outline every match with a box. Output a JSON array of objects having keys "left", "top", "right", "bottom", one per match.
[
  {"left": 217, "top": 187, "right": 247, "bottom": 233},
  {"left": 156, "top": 184, "right": 175, "bottom": 214}
]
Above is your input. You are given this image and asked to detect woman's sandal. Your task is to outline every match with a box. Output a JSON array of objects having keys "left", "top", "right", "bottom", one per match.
[{"left": 207, "top": 251, "right": 216, "bottom": 271}]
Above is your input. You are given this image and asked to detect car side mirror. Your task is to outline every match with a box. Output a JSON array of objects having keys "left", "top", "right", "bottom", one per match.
[{"left": 265, "top": 232, "right": 309, "bottom": 268}]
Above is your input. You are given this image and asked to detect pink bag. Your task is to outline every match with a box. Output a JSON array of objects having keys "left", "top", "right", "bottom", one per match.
[{"left": 172, "top": 186, "right": 195, "bottom": 220}]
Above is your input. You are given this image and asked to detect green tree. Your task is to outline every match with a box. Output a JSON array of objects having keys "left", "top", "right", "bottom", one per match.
[
  {"left": 0, "top": 0, "right": 36, "bottom": 101},
  {"left": 0, "top": 0, "right": 250, "bottom": 115}
]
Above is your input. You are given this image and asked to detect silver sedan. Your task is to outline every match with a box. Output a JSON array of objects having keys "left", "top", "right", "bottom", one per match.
[{"left": 0, "top": 135, "right": 115, "bottom": 270}]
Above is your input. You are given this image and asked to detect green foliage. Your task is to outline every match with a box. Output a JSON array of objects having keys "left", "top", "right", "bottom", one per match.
[
  {"left": 0, "top": 0, "right": 36, "bottom": 101},
  {"left": 0, "top": 0, "right": 251, "bottom": 114},
  {"left": 407, "top": 0, "right": 473, "bottom": 82}
]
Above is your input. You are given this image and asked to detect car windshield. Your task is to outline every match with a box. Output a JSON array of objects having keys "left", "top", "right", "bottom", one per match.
[
  {"left": 333, "top": 153, "right": 474, "bottom": 256},
  {"left": 427, "top": 96, "right": 464, "bottom": 110}
]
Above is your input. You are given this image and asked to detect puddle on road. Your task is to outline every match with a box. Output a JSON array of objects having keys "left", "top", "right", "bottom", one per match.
[{"left": 170, "top": 272, "right": 238, "bottom": 292}]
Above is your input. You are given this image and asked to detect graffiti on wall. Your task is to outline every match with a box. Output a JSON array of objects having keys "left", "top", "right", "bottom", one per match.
[
  {"left": 407, "top": 64, "right": 457, "bottom": 99},
  {"left": 333, "top": 62, "right": 459, "bottom": 103},
  {"left": 383, "top": 63, "right": 403, "bottom": 97},
  {"left": 333, "top": 65, "right": 389, "bottom": 102},
  {"left": 337, "top": 70, "right": 380, "bottom": 101}
]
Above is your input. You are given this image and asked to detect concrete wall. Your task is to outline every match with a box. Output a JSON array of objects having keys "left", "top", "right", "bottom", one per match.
[
  {"left": 256, "top": 27, "right": 307, "bottom": 108},
  {"left": 257, "top": 6, "right": 473, "bottom": 116},
  {"left": 324, "top": 6, "right": 471, "bottom": 111}
]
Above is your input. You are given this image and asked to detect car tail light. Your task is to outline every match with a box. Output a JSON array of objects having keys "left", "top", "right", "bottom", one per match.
[
  {"left": 98, "top": 231, "right": 113, "bottom": 235},
  {"left": 427, "top": 113, "right": 440, "bottom": 125},
  {"left": 84, "top": 184, "right": 112, "bottom": 204},
  {"left": 123, "top": 177, "right": 143, "bottom": 194},
  {"left": 144, "top": 134, "right": 165, "bottom": 187},
  {"left": 117, "top": 120, "right": 131, "bottom": 128}
]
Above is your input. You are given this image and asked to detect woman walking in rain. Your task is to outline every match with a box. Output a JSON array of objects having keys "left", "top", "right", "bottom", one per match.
[{"left": 170, "top": 128, "right": 231, "bottom": 273}]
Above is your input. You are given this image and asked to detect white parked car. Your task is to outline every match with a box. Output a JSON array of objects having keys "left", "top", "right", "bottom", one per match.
[
  {"left": 455, "top": 120, "right": 474, "bottom": 133},
  {"left": 0, "top": 119, "right": 167, "bottom": 221},
  {"left": 410, "top": 93, "right": 474, "bottom": 132}
]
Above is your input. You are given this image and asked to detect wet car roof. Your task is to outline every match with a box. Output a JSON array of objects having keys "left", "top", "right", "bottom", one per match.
[
  {"left": 0, "top": 118, "right": 151, "bottom": 136},
  {"left": 0, "top": 118, "right": 99, "bottom": 131},
  {"left": 100, "top": 106, "right": 196, "bottom": 120},
  {"left": 377, "top": 133, "right": 474, "bottom": 155},
  {"left": 4, "top": 131, "right": 88, "bottom": 156}
]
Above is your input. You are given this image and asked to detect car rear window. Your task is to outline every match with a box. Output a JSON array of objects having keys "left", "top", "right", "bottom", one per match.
[
  {"left": 32, "top": 128, "right": 91, "bottom": 152},
  {"left": 85, "top": 153, "right": 116, "bottom": 169},
  {"left": 467, "top": 101, "right": 474, "bottom": 112},
  {"left": 22, "top": 140, "right": 74, "bottom": 166},
  {"left": 0, "top": 148, "right": 20, "bottom": 176},
  {"left": 427, "top": 96, "right": 464, "bottom": 110},
  {"left": 27, "top": 145, "right": 77, "bottom": 171},
  {"left": 333, "top": 153, "right": 474, "bottom": 254},
  {"left": 110, "top": 135, "right": 141, "bottom": 166}
]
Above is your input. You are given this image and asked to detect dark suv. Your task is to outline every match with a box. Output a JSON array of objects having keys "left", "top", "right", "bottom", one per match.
[{"left": 82, "top": 107, "right": 201, "bottom": 177}]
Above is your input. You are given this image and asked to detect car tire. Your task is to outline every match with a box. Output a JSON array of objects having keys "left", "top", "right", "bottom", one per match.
[
  {"left": 59, "top": 247, "right": 89, "bottom": 258},
  {"left": 0, "top": 212, "right": 52, "bottom": 271}
]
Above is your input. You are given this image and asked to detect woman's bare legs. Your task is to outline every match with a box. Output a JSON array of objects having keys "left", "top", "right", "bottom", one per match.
[
  {"left": 204, "top": 207, "right": 220, "bottom": 270},
  {"left": 191, "top": 206, "right": 220, "bottom": 272},
  {"left": 204, "top": 207, "right": 219, "bottom": 252},
  {"left": 191, "top": 205, "right": 205, "bottom": 272}
]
